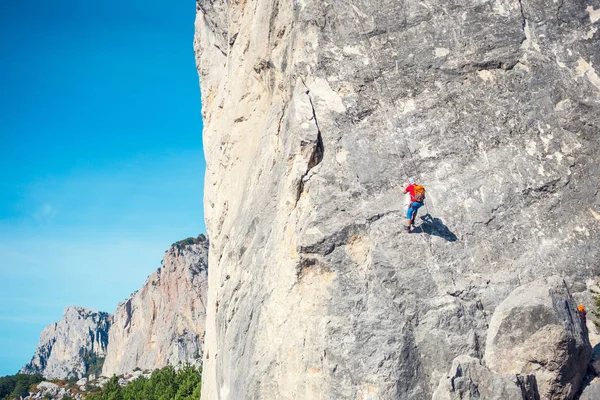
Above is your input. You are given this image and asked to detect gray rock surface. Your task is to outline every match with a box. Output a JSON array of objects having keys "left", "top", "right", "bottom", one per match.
[
  {"left": 23, "top": 381, "right": 84, "bottom": 400},
  {"left": 35, "top": 382, "right": 59, "bottom": 391},
  {"left": 101, "top": 236, "right": 209, "bottom": 376},
  {"left": 590, "top": 344, "right": 600, "bottom": 376},
  {"left": 75, "top": 378, "right": 87, "bottom": 387},
  {"left": 432, "top": 355, "right": 524, "bottom": 400},
  {"left": 484, "top": 276, "right": 591, "bottom": 399},
  {"left": 573, "top": 279, "right": 600, "bottom": 376},
  {"left": 21, "top": 306, "right": 111, "bottom": 379},
  {"left": 194, "top": 0, "right": 600, "bottom": 398},
  {"left": 579, "top": 378, "right": 600, "bottom": 400}
]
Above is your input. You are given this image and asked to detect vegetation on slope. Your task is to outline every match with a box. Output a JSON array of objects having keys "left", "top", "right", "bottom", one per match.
[
  {"left": 86, "top": 365, "right": 201, "bottom": 400},
  {"left": 82, "top": 352, "right": 105, "bottom": 378},
  {"left": 0, "top": 364, "right": 201, "bottom": 400},
  {"left": 0, "top": 373, "right": 44, "bottom": 399},
  {"left": 172, "top": 235, "right": 207, "bottom": 250}
]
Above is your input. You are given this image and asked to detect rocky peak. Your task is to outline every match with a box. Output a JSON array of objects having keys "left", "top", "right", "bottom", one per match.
[
  {"left": 101, "top": 235, "right": 209, "bottom": 376},
  {"left": 21, "top": 306, "right": 111, "bottom": 379}
]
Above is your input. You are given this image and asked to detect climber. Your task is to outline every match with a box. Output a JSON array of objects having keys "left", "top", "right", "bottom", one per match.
[
  {"left": 578, "top": 305, "right": 587, "bottom": 325},
  {"left": 404, "top": 177, "right": 425, "bottom": 233}
]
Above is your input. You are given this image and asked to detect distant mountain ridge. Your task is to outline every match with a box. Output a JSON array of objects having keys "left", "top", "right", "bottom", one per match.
[
  {"left": 21, "top": 235, "right": 209, "bottom": 379},
  {"left": 21, "top": 306, "right": 111, "bottom": 379},
  {"left": 102, "top": 235, "right": 209, "bottom": 376}
]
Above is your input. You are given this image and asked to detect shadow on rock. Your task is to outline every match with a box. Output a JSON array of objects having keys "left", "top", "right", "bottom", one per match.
[{"left": 413, "top": 214, "right": 457, "bottom": 242}]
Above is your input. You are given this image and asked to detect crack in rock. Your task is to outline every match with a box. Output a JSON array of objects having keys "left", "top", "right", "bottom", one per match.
[{"left": 295, "top": 90, "right": 324, "bottom": 204}]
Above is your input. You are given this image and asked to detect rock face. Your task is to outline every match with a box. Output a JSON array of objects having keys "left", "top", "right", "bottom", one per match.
[
  {"left": 194, "top": 0, "right": 600, "bottom": 398},
  {"left": 484, "top": 276, "right": 591, "bottom": 399},
  {"left": 21, "top": 307, "right": 111, "bottom": 379},
  {"left": 434, "top": 277, "right": 591, "bottom": 400},
  {"left": 101, "top": 236, "right": 209, "bottom": 376},
  {"left": 432, "top": 355, "right": 524, "bottom": 400},
  {"left": 21, "top": 236, "right": 210, "bottom": 379}
]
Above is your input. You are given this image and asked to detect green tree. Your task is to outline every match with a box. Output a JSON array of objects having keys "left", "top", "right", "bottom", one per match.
[
  {"left": 0, "top": 373, "right": 44, "bottom": 399},
  {"left": 13, "top": 380, "right": 30, "bottom": 398},
  {"left": 0, "top": 375, "right": 16, "bottom": 399},
  {"left": 122, "top": 376, "right": 147, "bottom": 400},
  {"left": 79, "top": 365, "right": 201, "bottom": 400},
  {"left": 103, "top": 376, "right": 123, "bottom": 400},
  {"left": 145, "top": 366, "right": 177, "bottom": 400},
  {"left": 174, "top": 364, "right": 202, "bottom": 400}
]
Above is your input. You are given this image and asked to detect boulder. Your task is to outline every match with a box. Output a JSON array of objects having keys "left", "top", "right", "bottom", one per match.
[
  {"left": 97, "top": 377, "right": 109, "bottom": 388},
  {"left": 76, "top": 377, "right": 87, "bottom": 386},
  {"left": 34, "top": 381, "right": 61, "bottom": 399},
  {"left": 36, "top": 382, "right": 58, "bottom": 391},
  {"left": 432, "top": 355, "right": 524, "bottom": 400},
  {"left": 484, "top": 276, "right": 591, "bottom": 399}
]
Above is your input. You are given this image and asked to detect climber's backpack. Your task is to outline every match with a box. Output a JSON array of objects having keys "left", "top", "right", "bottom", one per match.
[{"left": 412, "top": 184, "right": 426, "bottom": 203}]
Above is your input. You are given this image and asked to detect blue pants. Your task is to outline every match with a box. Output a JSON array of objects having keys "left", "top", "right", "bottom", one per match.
[{"left": 407, "top": 202, "right": 423, "bottom": 221}]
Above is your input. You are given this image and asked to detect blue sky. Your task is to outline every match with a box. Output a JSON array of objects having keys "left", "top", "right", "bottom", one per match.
[{"left": 0, "top": 0, "right": 205, "bottom": 375}]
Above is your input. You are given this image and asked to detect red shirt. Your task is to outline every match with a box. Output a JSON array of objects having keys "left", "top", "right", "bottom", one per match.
[
  {"left": 404, "top": 183, "right": 417, "bottom": 204},
  {"left": 405, "top": 184, "right": 417, "bottom": 203}
]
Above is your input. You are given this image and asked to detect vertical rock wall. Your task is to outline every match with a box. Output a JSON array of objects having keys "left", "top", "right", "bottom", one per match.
[
  {"left": 101, "top": 237, "right": 209, "bottom": 376},
  {"left": 195, "top": 0, "right": 600, "bottom": 398},
  {"left": 21, "top": 307, "right": 111, "bottom": 379}
]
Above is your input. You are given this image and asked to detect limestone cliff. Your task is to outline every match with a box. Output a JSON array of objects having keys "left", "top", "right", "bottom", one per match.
[
  {"left": 195, "top": 0, "right": 600, "bottom": 398},
  {"left": 101, "top": 235, "right": 209, "bottom": 376},
  {"left": 21, "top": 307, "right": 111, "bottom": 379}
]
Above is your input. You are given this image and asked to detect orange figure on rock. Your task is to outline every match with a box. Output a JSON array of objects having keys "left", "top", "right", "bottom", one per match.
[{"left": 578, "top": 304, "right": 587, "bottom": 325}]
